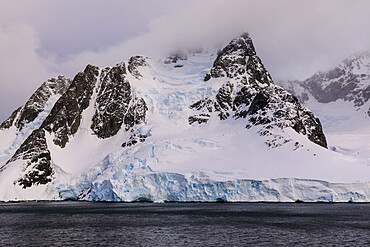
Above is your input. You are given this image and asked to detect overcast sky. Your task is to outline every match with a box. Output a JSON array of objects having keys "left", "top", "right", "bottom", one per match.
[{"left": 0, "top": 0, "right": 369, "bottom": 122}]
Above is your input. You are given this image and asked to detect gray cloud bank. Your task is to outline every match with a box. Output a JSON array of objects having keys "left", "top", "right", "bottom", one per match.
[{"left": 1, "top": 0, "right": 369, "bottom": 122}]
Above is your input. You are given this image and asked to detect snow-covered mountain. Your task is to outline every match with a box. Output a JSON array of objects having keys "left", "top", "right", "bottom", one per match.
[
  {"left": 1, "top": 33, "right": 369, "bottom": 202},
  {"left": 278, "top": 52, "right": 370, "bottom": 130},
  {"left": 277, "top": 52, "right": 370, "bottom": 178}
]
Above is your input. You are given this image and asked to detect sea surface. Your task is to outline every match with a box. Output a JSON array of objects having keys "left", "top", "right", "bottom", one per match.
[{"left": 0, "top": 202, "right": 369, "bottom": 246}]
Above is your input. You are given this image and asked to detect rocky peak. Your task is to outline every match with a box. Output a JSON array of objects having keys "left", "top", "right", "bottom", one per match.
[
  {"left": 210, "top": 32, "right": 257, "bottom": 79},
  {"left": 191, "top": 33, "right": 273, "bottom": 122},
  {"left": 0, "top": 75, "right": 71, "bottom": 131},
  {"left": 190, "top": 33, "right": 326, "bottom": 148},
  {"left": 222, "top": 32, "right": 256, "bottom": 57}
]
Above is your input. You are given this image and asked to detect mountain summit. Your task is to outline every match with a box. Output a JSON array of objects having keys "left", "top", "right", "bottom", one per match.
[{"left": 0, "top": 33, "right": 369, "bottom": 202}]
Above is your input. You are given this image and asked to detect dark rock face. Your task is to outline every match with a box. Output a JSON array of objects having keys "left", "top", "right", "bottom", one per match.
[
  {"left": 204, "top": 73, "right": 211, "bottom": 81},
  {"left": 0, "top": 76, "right": 71, "bottom": 131},
  {"left": 189, "top": 33, "right": 327, "bottom": 148},
  {"left": 91, "top": 64, "right": 131, "bottom": 138},
  {"left": 245, "top": 87, "right": 327, "bottom": 148},
  {"left": 91, "top": 63, "right": 148, "bottom": 138},
  {"left": 6, "top": 129, "right": 53, "bottom": 188},
  {"left": 215, "top": 82, "right": 234, "bottom": 120},
  {"left": 42, "top": 65, "right": 99, "bottom": 147},
  {"left": 123, "top": 97, "right": 148, "bottom": 130},
  {"left": 246, "top": 56, "right": 273, "bottom": 87},
  {"left": 128, "top": 56, "right": 147, "bottom": 79},
  {"left": 247, "top": 91, "right": 270, "bottom": 115},
  {"left": 233, "top": 87, "right": 255, "bottom": 118}
]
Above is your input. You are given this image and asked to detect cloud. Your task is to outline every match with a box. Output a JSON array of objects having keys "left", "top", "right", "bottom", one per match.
[
  {"left": 55, "top": 0, "right": 370, "bottom": 80},
  {"left": 0, "top": 22, "right": 54, "bottom": 122},
  {"left": 0, "top": 0, "right": 184, "bottom": 122},
  {"left": 1, "top": 0, "right": 370, "bottom": 122}
]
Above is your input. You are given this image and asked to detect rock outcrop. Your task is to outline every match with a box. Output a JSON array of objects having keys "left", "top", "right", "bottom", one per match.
[
  {"left": 91, "top": 63, "right": 147, "bottom": 138},
  {"left": 4, "top": 129, "right": 53, "bottom": 188}
]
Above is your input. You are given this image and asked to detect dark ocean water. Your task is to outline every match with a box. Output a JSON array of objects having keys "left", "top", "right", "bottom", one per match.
[{"left": 0, "top": 202, "right": 369, "bottom": 246}]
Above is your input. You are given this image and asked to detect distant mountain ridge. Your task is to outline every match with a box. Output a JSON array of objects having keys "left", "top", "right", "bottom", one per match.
[
  {"left": 278, "top": 52, "right": 370, "bottom": 119},
  {"left": 276, "top": 52, "right": 370, "bottom": 182}
]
